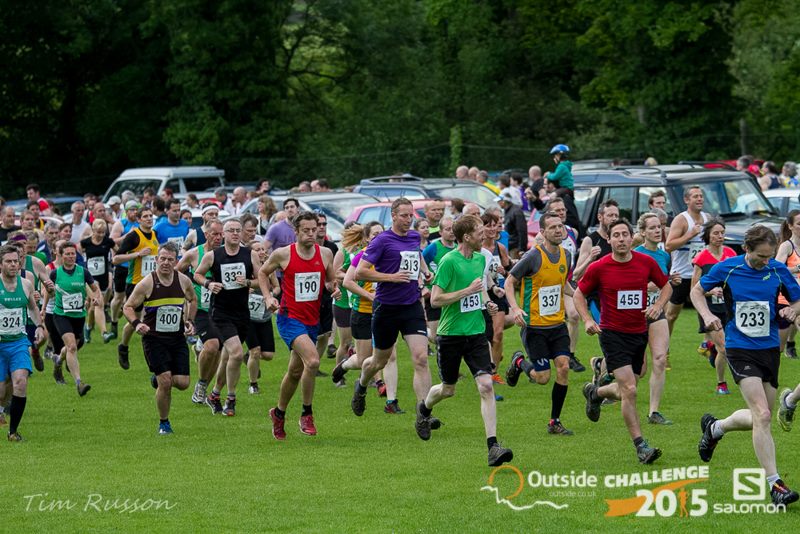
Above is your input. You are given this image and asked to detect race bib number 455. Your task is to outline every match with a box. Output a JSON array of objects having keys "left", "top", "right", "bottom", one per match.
[{"left": 617, "top": 290, "right": 643, "bottom": 310}]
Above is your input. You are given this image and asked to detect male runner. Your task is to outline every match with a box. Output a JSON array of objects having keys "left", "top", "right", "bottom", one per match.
[{"left": 108, "top": 200, "right": 140, "bottom": 340}]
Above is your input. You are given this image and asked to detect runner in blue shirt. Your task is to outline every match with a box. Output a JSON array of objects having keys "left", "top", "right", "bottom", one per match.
[{"left": 692, "top": 225, "right": 800, "bottom": 507}]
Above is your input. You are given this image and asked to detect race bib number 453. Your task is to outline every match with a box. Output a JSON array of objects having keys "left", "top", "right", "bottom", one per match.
[
  {"left": 460, "top": 293, "right": 481, "bottom": 313},
  {"left": 617, "top": 290, "right": 643, "bottom": 310}
]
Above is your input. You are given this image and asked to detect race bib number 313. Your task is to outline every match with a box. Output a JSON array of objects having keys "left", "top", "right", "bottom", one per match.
[
  {"left": 617, "top": 290, "right": 642, "bottom": 310},
  {"left": 399, "top": 251, "right": 420, "bottom": 281}
]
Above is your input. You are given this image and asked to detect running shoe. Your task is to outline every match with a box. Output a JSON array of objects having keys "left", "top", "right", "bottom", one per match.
[
  {"left": 335, "top": 378, "right": 347, "bottom": 388},
  {"left": 487, "top": 442, "right": 513, "bottom": 467},
  {"left": 31, "top": 347, "right": 44, "bottom": 372},
  {"left": 771, "top": 480, "right": 800, "bottom": 506},
  {"left": 547, "top": 420, "right": 574, "bottom": 436},
  {"left": 222, "top": 399, "right": 236, "bottom": 417},
  {"left": 44, "top": 346, "right": 54, "bottom": 361},
  {"left": 716, "top": 382, "right": 730, "bottom": 395},
  {"left": 0, "top": 412, "right": 6, "bottom": 426},
  {"left": 53, "top": 361, "right": 66, "bottom": 385},
  {"left": 786, "top": 344, "right": 799, "bottom": 359},
  {"left": 590, "top": 357, "right": 603, "bottom": 387},
  {"left": 384, "top": 400, "right": 405, "bottom": 414},
  {"left": 186, "top": 335, "right": 198, "bottom": 346},
  {"left": 316, "top": 369, "right": 328, "bottom": 378},
  {"left": 778, "top": 388, "right": 795, "bottom": 432},
  {"left": 351, "top": 382, "right": 367, "bottom": 416},
  {"left": 117, "top": 344, "right": 130, "bottom": 370},
  {"left": 414, "top": 401, "right": 432, "bottom": 441},
  {"left": 158, "top": 421, "right": 173, "bottom": 435},
  {"left": 326, "top": 343, "right": 337, "bottom": 358},
  {"left": 582, "top": 383, "right": 602, "bottom": 422},
  {"left": 7, "top": 432, "right": 24, "bottom": 442},
  {"left": 636, "top": 439, "right": 662, "bottom": 464},
  {"left": 269, "top": 408, "right": 286, "bottom": 440},
  {"left": 376, "top": 380, "right": 387, "bottom": 398},
  {"left": 505, "top": 351, "right": 525, "bottom": 387},
  {"left": 568, "top": 354, "right": 586, "bottom": 373},
  {"left": 299, "top": 414, "right": 317, "bottom": 435},
  {"left": 102, "top": 331, "right": 115, "bottom": 344},
  {"left": 150, "top": 374, "right": 158, "bottom": 389},
  {"left": 248, "top": 384, "right": 260, "bottom": 395},
  {"left": 697, "top": 341, "right": 711, "bottom": 357},
  {"left": 84, "top": 325, "right": 92, "bottom": 343},
  {"left": 110, "top": 322, "right": 118, "bottom": 337},
  {"left": 648, "top": 412, "right": 673, "bottom": 425},
  {"left": 492, "top": 373, "right": 506, "bottom": 386},
  {"left": 494, "top": 393, "right": 504, "bottom": 402},
  {"left": 698, "top": 413, "right": 720, "bottom": 462},
  {"left": 206, "top": 393, "right": 223, "bottom": 415},
  {"left": 427, "top": 344, "right": 434, "bottom": 357},
  {"left": 191, "top": 382, "right": 207, "bottom": 404},
  {"left": 77, "top": 383, "right": 91, "bottom": 397},
  {"left": 331, "top": 360, "right": 347, "bottom": 384}
]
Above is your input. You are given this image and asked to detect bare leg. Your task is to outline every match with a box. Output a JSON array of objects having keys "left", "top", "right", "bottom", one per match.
[
  {"left": 384, "top": 347, "right": 399, "bottom": 400},
  {"left": 277, "top": 335, "right": 319, "bottom": 410},
  {"left": 648, "top": 319, "right": 668, "bottom": 414}
]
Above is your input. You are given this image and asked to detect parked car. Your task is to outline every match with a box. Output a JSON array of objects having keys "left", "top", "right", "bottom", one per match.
[
  {"left": 6, "top": 195, "right": 85, "bottom": 218},
  {"left": 761, "top": 189, "right": 800, "bottom": 218},
  {"left": 353, "top": 175, "right": 496, "bottom": 208},
  {"left": 102, "top": 166, "right": 227, "bottom": 203},
  {"left": 572, "top": 164, "right": 781, "bottom": 251},
  {"left": 345, "top": 199, "right": 456, "bottom": 228}
]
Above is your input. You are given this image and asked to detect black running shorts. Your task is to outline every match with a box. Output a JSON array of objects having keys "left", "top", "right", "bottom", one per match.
[
  {"left": 436, "top": 334, "right": 493, "bottom": 385},
  {"left": 53, "top": 314, "right": 85, "bottom": 349},
  {"left": 246, "top": 318, "right": 275, "bottom": 353},
  {"left": 521, "top": 324, "right": 571, "bottom": 372},
  {"left": 113, "top": 266, "right": 128, "bottom": 293},
  {"left": 194, "top": 310, "right": 222, "bottom": 344},
  {"left": 599, "top": 329, "right": 648, "bottom": 376},
  {"left": 669, "top": 278, "right": 692, "bottom": 306},
  {"left": 726, "top": 347, "right": 780, "bottom": 389},
  {"left": 350, "top": 310, "right": 372, "bottom": 341},
  {"left": 45, "top": 313, "right": 65, "bottom": 354},
  {"left": 371, "top": 301, "right": 427, "bottom": 350},
  {"left": 333, "top": 305, "right": 351, "bottom": 329},
  {"left": 424, "top": 296, "right": 442, "bottom": 322},
  {"left": 142, "top": 335, "right": 190, "bottom": 376},
  {"left": 212, "top": 308, "right": 249, "bottom": 344}
]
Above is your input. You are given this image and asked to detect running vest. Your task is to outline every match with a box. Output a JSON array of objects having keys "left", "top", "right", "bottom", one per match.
[
  {"left": 280, "top": 244, "right": 326, "bottom": 325},
  {"left": 155, "top": 219, "right": 189, "bottom": 249},
  {"left": 82, "top": 237, "right": 112, "bottom": 278},
  {"left": 589, "top": 231, "right": 612, "bottom": 259},
  {"left": 143, "top": 272, "right": 185, "bottom": 337},
  {"left": 562, "top": 225, "right": 578, "bottom": 269},
  {"left": 0, "top": 275, "right": 28, "bottom": 342},
  {"left": 126, "top": 228, "right": 158, "bottom": 285},
  {"left": 520, "top": 245, "right": 568, "bottom": 327},
  {"left": 192, "top": 245, "right": 213, "bottom": 312},
  {"left": 350, "top": 270, "right": 375, "bottom": 314},
  {"left": 333, "top": 248, "right": 352, "bottom": 310},
  {"left": 489, "top": 242, "right": 506, "bottom": 287},
  {"left": 779, "top": 241, "right": 800, "bottom": 306},
  {"left": 54, "top": 265, "right": 87, "bottom": 318},
  {"left": 118, "top": 218, "right": 139, "bottom": 269},
  {"left": 426, "top": 239, "right": 455, "bottom": 285},
  {"left": 210, "top": 245, "right": 253, "bottom": 314},
  {"left": 671, "top": 211, "right": 709, "bottom": 278}
]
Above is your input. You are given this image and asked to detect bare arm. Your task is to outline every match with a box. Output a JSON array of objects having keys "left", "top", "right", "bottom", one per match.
[
  {"left": 343, "top": 264, "right": 373, "bottom": 302},
  {"left": 430, "top": 278, "right": 483, "bottom": 308},
  {"left": 192, "top": 250, "right": 214, "bottom": 287},
  {"left": 665, "top": 216, "right": 698, "bottom": 253},
  {"left": 123, "top": 277, "right": 153, "bottom": 334},
  {"left": 176, "top": 249, "right": 197, "bottom": 274},
  {"left": 322, "top": 247, "right": 340, "bottom": 297},
  {"left": 572, "top": 237, "right": 595, "bottom": 280},
  {"left": 333, "top": 249, "right": 346, "bottom": 283}
]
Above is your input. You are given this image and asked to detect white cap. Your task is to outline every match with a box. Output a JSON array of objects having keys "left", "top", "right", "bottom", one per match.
[{"left": 107, "top": 195, "right": 122, "bottom": 206}]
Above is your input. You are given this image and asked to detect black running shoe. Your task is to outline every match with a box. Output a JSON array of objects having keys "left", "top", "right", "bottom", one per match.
[
  {"left": 32, "top": 348, "right": 44, "bottom": 372},
  {"left": 488, "top": 442, "right": 513, "bottom": 467},
  {"left": 351, "top": 382, "right": 366, "bottom": 416},
  {"left": 786, "top": 344, "right": 798, "bottom": 360},
  {"left": 569, "top": 354, "right": 586, "bottom": 372},
  {"left": 582, "top": 383, "right": 602, "bottom": 422},
  {"left": 698, "top": 413, "right": 720, "bottom": 462},
  {"left": 505, "top": 351, "right": 525, "bottom": 387},
  {"left": 771, "top": 479, "right": 800, "bottom": 506},
  {"left": 77, "top": 383, "right": 91, "bottom": 397},
  {"left": 327, "top": 343, "right": 337, "bottom": 358},
  {"left": 637, "top": 439, "right": 662, "bottom": 464},
  {"left": 206, "top": 394, "right": 223, "bottom": 415},
  {"left": 331, "top": 360, "right": 347, "bottom": 384},
  {"left": 150, "top": 374, "right": 158, "bottom": 389},
  {"left": 117, "top": 344, "right": 130, "bottom": 370},
  {"left": 547, "top": 420, "right": 574, "bottom": 436},
  {"left": 414, "top": 401, "right": 432, "bottom": 441}
]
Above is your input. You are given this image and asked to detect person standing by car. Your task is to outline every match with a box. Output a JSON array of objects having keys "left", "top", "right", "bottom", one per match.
[
  {"left": 495, "top": 190, "right": 527, "bottom": 259},
  {"left": 544, "top": 144, "right": 583, "bottom": 237}
]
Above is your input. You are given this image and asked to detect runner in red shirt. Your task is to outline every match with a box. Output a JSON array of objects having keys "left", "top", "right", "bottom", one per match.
[{"left": 574, "top": 218, "right": 671, "bottom": 464}]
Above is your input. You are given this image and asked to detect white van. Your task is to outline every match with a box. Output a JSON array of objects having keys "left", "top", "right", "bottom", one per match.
[{"left": 102, "top": 166, "right": 226, "bottom": 202}]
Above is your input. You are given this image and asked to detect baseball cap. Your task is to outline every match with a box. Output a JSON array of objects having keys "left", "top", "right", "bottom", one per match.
[
  {"left": 493, "top": 189, "right": 515, "bottom": 203},
  {"left": 108, "top": 195, "right": 122, "bottom": 206},
  {"left": 125, "top": 200, "right": 141, "bottom": 210}
]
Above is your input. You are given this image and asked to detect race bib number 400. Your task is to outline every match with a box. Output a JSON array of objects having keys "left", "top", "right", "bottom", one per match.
[
  {"left": 155, "top": 305, "right": 182, "bottom": 333},
  {"left": 735, "top": 300, "right": 769, "bottom": 337},
  {"left": 295, "top": 272, "right": 321, "bottom": 302},
  {"left": 0, "top": 308, "right": 24, "bottom": 336},
  {"left": 538, "top": 285, "right": 561, "bottom": 316},
  {"left": 460, "top": 293, "right": 482, "bottom": 313},
  {"left": 616, "top": 290, "right": 643, "bottom": 310},
  {"left": 399, "top": 251, "right": 420, "bottom": 281},
  {"left": 220, "top": 262, "right": 246, "bottom": 290}
]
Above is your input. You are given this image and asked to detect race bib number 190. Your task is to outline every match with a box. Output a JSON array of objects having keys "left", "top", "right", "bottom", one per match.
[
  {"left": 295, "top": 272, "right": 321, "bottom": 302},
  {"left": 617, "top": 290, "right": 642, "bottom": 310}
]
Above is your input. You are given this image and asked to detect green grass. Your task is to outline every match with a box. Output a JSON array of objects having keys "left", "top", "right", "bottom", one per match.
[{"left": 4, "top": 309, "right": 800, "bottom": 532}]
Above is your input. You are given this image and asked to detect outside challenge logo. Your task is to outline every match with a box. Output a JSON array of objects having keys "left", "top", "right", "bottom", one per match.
[{"left": 481, "top": 466, "right": 786, "bottom": 517}]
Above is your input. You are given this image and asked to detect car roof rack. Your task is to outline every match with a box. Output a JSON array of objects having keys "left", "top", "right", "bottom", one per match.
[
  {"left": 359, "top": 174, "right": 424, "bottom": 184},
  {"left": 677, "top": 160, "right": 738, "bottom": 171}
]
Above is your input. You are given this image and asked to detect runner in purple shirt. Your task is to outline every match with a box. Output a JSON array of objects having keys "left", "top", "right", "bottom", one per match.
[{"left": 352, "top": 198, "right": 440, "bottom": 436}]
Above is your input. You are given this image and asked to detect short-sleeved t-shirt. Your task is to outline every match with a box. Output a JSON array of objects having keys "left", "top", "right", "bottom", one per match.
[
  {"left": 362, "top": 229, "right": 422, "bottom": 306},
  {"left": 153, "top": 218, "right": 190, "bottom": 247},
  {"left": 433, "top": 249, "right": 486, "bottom": 336},
  {"left": 578, "top": 252, "right": 669, "bottom": 334},
  {"left": 634, "top": 245, "right": 670, "bottom": 275},
  {"left": 700, "top": 255, "right": 800, "bottom": 350},
  {"left": 693, "top": 247, "right": 736, "bottom": 313},
  {"left": 265, "top": 220, "right": 296, "bottom": 251}
]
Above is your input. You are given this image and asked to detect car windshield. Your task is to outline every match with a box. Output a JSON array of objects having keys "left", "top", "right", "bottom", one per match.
[
  {"left": 106, "top": 179, "right": 162, "bottom": 199},
  {"left": 308, "top": 198, "right": 370, "bottom": 223},
  {"left": 678, "top": 178, "right": 775, "bottom": 216},
  {"left": 433, "top": 186, "right": 495, "bottom": 208}
]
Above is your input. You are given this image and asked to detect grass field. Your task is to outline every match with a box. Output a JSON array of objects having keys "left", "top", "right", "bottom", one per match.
[{"left": 4, "top": 308, "right": 800, "bottom": 532}]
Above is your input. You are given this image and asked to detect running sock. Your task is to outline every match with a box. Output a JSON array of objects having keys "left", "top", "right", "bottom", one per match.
[
  {"left": 160, "top": 419, "right": 168, "bottom": 424},
  {"left": 250, "top": 382, "right": 258, "bottom": 388},
  {"left": 355, "top": 379, "right": 368, "bottom": 394},
  {"left": 226, "top": 394, "right": 236, "bottom": 401},
  {"left": 9, "top": 395, "right": 26, "bottom": 434},
  {"left": 551, "top": 382, "right": 568, "bottom": 420},
  {"left": 632, "top": 436, "right": 644, "bottom": 448},
  {"left": 787, "top": 341, "right": 795, "bottom": 350},
  {"left": 785, "top": 393, "right": 797, "bottom": 410},
  {"left": 767, "top": 473, "right": 781, "bottom": 487},
  {"left": 710, "top": 420, "right": 725, "bottom": 439},
  {"left": 198, "top": 379, "right": 208, "bottom": 387},
  {"left": 274, "top": 407, "right": 286, "bottom": 419},
  {"left": 487, "top": 436, "right": 498, "bottom": 450},
  {"left": 519, "top": 358, "right": 535, "bottom": 380},
  {"left": 211, "top": 389, "right": 221, "bottom": 397},
  {"left": 420, "top": 402, "right": 432, "bottom": 417},
  {"left": 301, "top": 404, "right": 312, "bottom": 416}
]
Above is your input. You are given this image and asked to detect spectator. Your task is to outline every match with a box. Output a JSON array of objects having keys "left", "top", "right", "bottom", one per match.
[
  {"left": 449, "top": 198, "right": 465, "bottom": 219},
  {"left": 83, "top": 193, "right": 97, "bottom": 214},
  {"left": 160, "top": 188, "right": 174, "bottom": 201},
  {"left": 69, "top": 201, "right": 90, "bottom": 243},
  {"left": 25, "top": 201, "right": 45, "bottom": 230},
  {"left": 298, "top": 181, "right": 312, "bottom": 193},
  {"left": 736, "top": 155, "right": 753, "bottom": 171},
  {"left": 225, "top": 186, "right": 248, "bottom": 215},
  {"left": 311, "top": 179, "right": 330, "bottom": 192},
  {"left": 414, "top": 217, "right": 430, "bottom": 250},
  {"left": 497, "top": 174, "right": 523, "bottom": 207},
  {"left": 264, "top": 197, "right": 299, "bottom": 252},
  {"left": 257, "top": 194, "right": 277, "bottom": 237},
  {"left": 528, "top": 165, "right": 544, "bottom": 196},
  {"left": 644, "top": 156, "right": 659, "bottom": 166},
  {"left": 142, "top": 187, "right": 156, "bottom": 208},
  {"left": 107, "top": 196, "right": 123, "bottom": 221},
  {"left": 256, "top": 179, "right": 271, "bottom": 194},
  {"left": 26, "top": 183, "right": 52, "bottom": 215},
  {"left": 780, "top": 162, "right": 799, "bottom": 188},
  {"left": 181, "top": 209, "right": 193, "bottom": 225},
  {"left": 463, "top": 203, "right": 481, "bottom": 217},
  {"left": 455, "top": 165, "right": 469, "bottom": 180},
  {"left": 0, "top": 206, "right": 21, "bottom": 245},
  {"left": 214, "top": 187, "right": 228, "bottom": 208},
  {"left": 121, "top": 189, "right": 137, "bottom": 205},
  {"left": 468, "top": 167, "right": 480, "bottom": 181},
  {"left": 648, "top": 190, "right": 667, "bottom": 211},
  {"left": 495, "top": 189, "right": 527, "bottom": 258},
  {"left": 477, "top": 170, "right": 500, "bottom": 194},
  {"left": 425, "top": 200, "right": 446, "bottom": 240},
  {"left": 184, "top": 193, "right": 200, "bottom": 209}
]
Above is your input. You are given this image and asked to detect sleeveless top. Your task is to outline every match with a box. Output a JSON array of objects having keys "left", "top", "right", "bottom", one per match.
[
  {"left": 126, "top": 228, "right": 159, "bottom": 285},
  {"left": 0, "top": 275, "right": 28, "bottom": 342},
  {"left": 143, "top": 272, "right": 185, "bottom": 337},
  {"left": 191, "top": 245, "right": 212, "bottom": 313},
  {"left": 671, "top": 211, "right": 709, "bottom": 278},
  {"left": 210, "top": 245, "right": 253, "bottom": 315},
  {"left": 280, "top": 244, "right": 326, "bottom": 326},
  {"left": 55, "top": 265, "right": 88, "bottom": 318},
  {"left": 519, "top": 246, "right": 568, "bottom": 327}
]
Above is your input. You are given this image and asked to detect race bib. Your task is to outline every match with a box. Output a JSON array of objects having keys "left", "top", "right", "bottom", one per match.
[
  {"left": 87, "top": 256, "right": 105, "bottom": 276},
  {"left": 141, "top": 255, "right": 156, "bottom": 276},
  {"left": 220, "top": 262, "right": 246, "bottom": 290},
  {"left": 735, "top": 300, "right": 769, "bottom": 337},
  {"left": 711, "top": 294, "right": 725, "bottom": 305},
  {"left": 489, "top": 255, "right": 501, "bottom": 280},
  {"left": 616, "top": 290, "right": 643, "bottom": 310},
  {"left": 167, "top": 236, "right": 184, "bottom": 249},
  {"left": 689, "top": 242, "right": 704, "bottom": 260},
  {"left": 538, "top": 285, "right": 561, "bottom": 316},
  {"left": 460, "top": 292, "right": 482, "bottom": 313},
  {"left": 0, "top": 308, "right": 24, "bottom": 336},
  {"left": 155, "top": 305, "right": 182, "bottom": 333},
  {"left": 295, "top": 272, "right": 321, "bottom": 302},
  {"left": 248, "top": 293, "right": 266, "bottom": 320},
  {"left": 200, "top": 286, "right": 211, "bottom": 308},
  {"left": 62, "top": 292, "right": 84, "bottom": 313},
  {"left": 399, "top": 251, "right": 420, "bottom": 281},
  {"left": 647, "top": 291, "right": 660, "bottom": 308}
]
